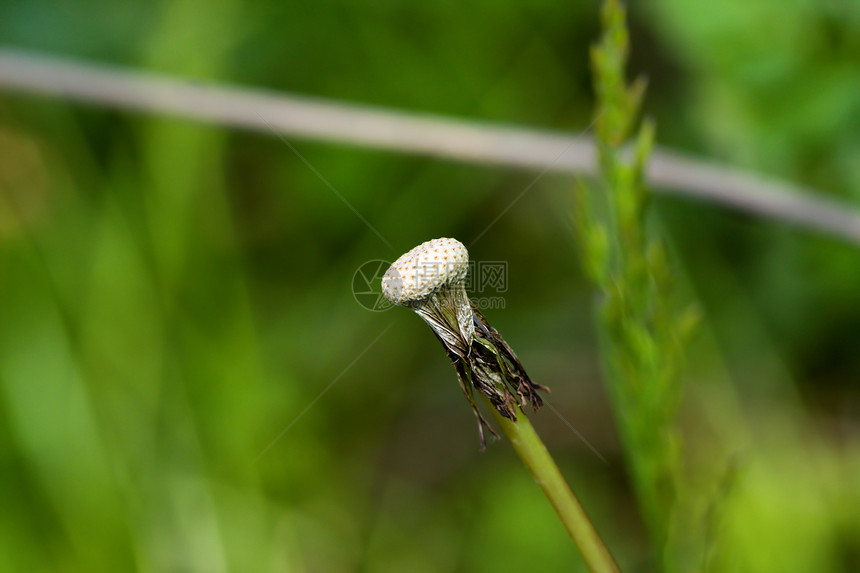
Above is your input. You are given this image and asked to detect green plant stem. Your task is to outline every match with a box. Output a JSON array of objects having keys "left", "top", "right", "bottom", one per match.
[{"left": 483, "top": 397, "right": 620, "bottom": 573}]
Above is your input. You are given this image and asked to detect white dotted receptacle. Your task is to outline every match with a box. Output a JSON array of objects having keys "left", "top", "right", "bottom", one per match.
[{"left": 381, "top": 238, "right": 469, "bottom": 305}]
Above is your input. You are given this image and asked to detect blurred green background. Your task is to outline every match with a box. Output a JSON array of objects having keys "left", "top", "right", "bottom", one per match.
[{"left": 1, "top": 1, "right": 859, "bottom": 571}]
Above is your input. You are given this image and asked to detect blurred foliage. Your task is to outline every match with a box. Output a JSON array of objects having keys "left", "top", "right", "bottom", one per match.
[
  {"left": 575, "top": 1, "right": 699, "bottom": 569},
  {"left": 0, "top": 1, "right": 859, "bottom": 572}
]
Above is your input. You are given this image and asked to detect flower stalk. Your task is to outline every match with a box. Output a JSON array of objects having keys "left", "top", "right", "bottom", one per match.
[{"left": 484, "top": 398, "right": 620, "bottom": 573}]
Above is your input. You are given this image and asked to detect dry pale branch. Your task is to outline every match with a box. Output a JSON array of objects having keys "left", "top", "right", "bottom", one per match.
[{"left": 1, "top": 49, "right": 858, "bottom": 245}]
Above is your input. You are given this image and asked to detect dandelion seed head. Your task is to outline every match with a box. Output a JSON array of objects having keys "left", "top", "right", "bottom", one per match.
[{"left": 381, "top": 237, "right": 469, "bottom": 305}]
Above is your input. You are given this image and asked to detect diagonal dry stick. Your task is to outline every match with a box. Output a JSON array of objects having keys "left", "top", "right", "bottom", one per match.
[{"left": 1, "top": 49, "right": 858, "bottom": 245}]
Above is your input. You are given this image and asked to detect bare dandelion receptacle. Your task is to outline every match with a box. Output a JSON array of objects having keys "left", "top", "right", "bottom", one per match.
[{"left": 381, "top": 238, "right": 548, "bottom": 447}]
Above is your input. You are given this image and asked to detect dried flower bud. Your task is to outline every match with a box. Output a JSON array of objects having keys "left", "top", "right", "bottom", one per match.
[{"left": 382, "top": 237, "right": 548, "bottom": 448}]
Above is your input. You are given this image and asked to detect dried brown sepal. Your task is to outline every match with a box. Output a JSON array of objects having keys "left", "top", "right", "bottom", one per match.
[
  {"left": 427, "top": 299, "right": 549, "bottom": 448},
  {"left": 472, "top": 304, "right": 549, "bottom": 412}
]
